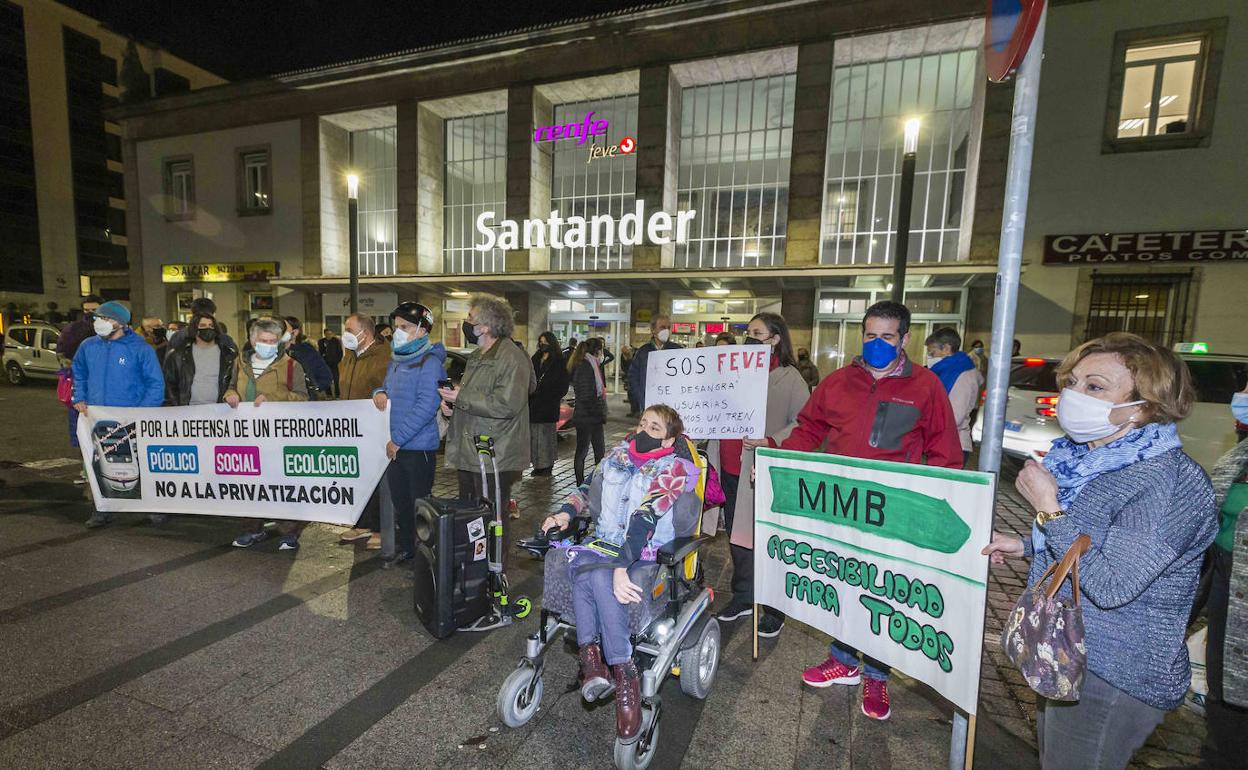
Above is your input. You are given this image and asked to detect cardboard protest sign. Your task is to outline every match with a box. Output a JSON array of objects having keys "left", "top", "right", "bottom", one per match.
[
  {"left": 644, "top": 345, "right": 770, "bottom": 438},
  {"left": 753, "top": 448, "right": 994, "bottom": 714},
  {"left": 76, "top": 401, "right": 391, "bottom": 525}
]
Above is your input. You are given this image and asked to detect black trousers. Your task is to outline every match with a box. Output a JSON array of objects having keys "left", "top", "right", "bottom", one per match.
[
  {"left": 387, "top": 450, "right": 436, "bottom": 556},
  {"left": 355, "top": 487, "right": 382, "bottom": 532},
  {"left": 574, "top": 423, "right": 605, "bottom": 485},
  {"left": 722, "top": 472, "right": 784, "bottom": 620},
  {"left": 1208, "top": 544, "right": 1232, "bottom": 702},
  {"left": 458, "top": 468, "right": 518, "bottom": 570}
]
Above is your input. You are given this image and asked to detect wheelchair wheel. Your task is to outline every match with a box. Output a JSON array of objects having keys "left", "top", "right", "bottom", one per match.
[
  {"left": 513, "top": 596, "right": 533, "bottom": 619},
  {"left": 497, "top": 666, "right": 543, "bottom": 728},
  {"left": 678, "top": 617, "right": 720, "bottom": 699},
  {"left": 613, "top": 702, "right": 659, "bottom": 770}
]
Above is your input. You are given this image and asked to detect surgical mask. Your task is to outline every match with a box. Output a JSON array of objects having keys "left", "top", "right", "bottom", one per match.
[
  {"left": 1232, "top": 392, "right": 1248, "bottom": 424},
  {"left": 462, "top": 320, "right": 481, "bottom": 345},
  {"left": 280, "top": 331, "right": 292, "bottom": 344},
  {"left": 656, "top": 329, "right": 670, "bottom": 344},
  {"left": 1055, "top": 388, "right": 1145, "bottom": 444},
  {"left": 391, "top": 328, "right": 412, "bottom": 348},
  {"left": 341, "top": 331, "right": 360, "bottom": 351},
  {"left": 196, "top": 328, "right": 217, "bottom": 343},
  {"left": 93, "top": 318, "right": 115, "bottom": 337},
  {"left": 633, "top": 432, "right": 663, "bottom": 453},
  {"left": 862, "top": 337, "right": 898, "bottom": 369},
  {"left": 924, "top": 355, "right": 942, "bottom": 368},
  {"left": 254, "top": 342, "right": 278, "bottom": 360}
]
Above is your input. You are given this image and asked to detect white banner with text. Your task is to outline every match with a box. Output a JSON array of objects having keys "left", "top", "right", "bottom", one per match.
[
  {"left": 644, "top": 345, "right": 770, "bottom": 439},
  {"left": 76, "top": 401, "right": 391, "bottom": 525},
  {"left": 753, "top": 448, "right": 994, "bottom": 714}
]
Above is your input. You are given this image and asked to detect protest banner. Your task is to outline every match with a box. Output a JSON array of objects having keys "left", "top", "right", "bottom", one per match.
[
  {"left": 644, "top": 344, "right": 770, "bottom": 438},
  {"left": 753, "top": 448, "right": 994, "bottom": 715},
  {"left": 76, "top": 401, "right": 391, "bottom": 525}
]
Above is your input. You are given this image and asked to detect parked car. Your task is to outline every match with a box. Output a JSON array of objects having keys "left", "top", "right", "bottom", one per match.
[
  {"left": 972, "top": 350, "right": 1248, "bottom": 472},
  {"left": 3, "top": 322, "right": 62, "bottom": 385}
]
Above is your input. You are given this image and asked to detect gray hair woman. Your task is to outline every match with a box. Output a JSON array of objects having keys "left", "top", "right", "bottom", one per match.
[
  {"left": 983, "top": 332, "right": 1216, "bottom": 769},
  {"left": 438, "top": 294, "right": 531, "bottom": 631}
]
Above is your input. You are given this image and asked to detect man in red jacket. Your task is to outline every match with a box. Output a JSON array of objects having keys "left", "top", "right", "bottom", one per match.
[{"left": 782, "top": 300, "right": 961, "bottom": 721}]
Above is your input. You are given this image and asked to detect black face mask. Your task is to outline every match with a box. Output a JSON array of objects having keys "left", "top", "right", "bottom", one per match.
[
  {"left": 462, "top": 320, "right": 480, "bottom": 345},
  {"left": 633, "top": 432, "right": 663, "bottom": 453},
  {"left": 153, "top": 327, "right": 167, "bottom": 341},
  {"left": 744, "top": 336, "right": 768, "bottom": 345},
  {"left": 197, "top": 328, "right": 217, "bottom": 343}
]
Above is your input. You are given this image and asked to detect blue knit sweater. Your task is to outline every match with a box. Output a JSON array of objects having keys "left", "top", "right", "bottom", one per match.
[{"left": 1024, "top": 447, "right": 1216, "bottom": 709}]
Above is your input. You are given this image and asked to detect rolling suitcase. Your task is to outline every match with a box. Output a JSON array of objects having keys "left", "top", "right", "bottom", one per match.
[{"left": 411, "top": 496, "right": 492, "bottom": 638}]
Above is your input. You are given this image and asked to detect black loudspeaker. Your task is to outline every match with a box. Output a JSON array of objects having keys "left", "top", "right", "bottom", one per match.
[{"left": 411, "top": 496, "right": 492, "bottom": 638}]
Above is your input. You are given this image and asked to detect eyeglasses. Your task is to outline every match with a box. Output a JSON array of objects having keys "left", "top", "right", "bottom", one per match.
[{"left": 745, "top": 330, "right": 772, "bottom": 339}]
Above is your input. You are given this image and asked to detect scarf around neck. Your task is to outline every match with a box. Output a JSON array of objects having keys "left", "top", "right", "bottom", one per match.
[{"left": 1032, "top": 421, "right": 1183, "bottom": 553}]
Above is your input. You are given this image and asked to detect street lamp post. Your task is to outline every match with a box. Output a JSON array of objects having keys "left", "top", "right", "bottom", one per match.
[
  {"left": 346, "top": 173, "right": 360, "bottom": 314},
  {"left": 890, "top": 118, "right": 921, "bottom": 304}
]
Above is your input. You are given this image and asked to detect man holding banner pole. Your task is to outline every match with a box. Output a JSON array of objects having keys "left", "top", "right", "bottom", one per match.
[{"left": 779, "top": 300, "right": 962, "bottom": 721}]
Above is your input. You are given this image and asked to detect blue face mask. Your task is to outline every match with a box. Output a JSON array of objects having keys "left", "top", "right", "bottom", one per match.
[
  {"left": 1233, "top": 392, "right": 1248, "bottom": 424},
  {"left": 254, "top": 342, "right": 278, "bottom": 360},
  {"left": 862, "top": 337, "right": 898, "bottom": 369}
]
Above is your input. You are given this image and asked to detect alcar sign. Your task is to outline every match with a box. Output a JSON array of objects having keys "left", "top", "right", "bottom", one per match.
[{"left": 475, "top": 202, "right": 696, "bottom": 252}]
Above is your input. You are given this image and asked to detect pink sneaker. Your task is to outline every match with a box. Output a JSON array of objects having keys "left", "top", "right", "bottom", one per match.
[
  {"left": 801, "top": 656, "right": 862, "bottom": 688},
  {"left": 862, "top": 677, "right": 891, "bottom": 720}
]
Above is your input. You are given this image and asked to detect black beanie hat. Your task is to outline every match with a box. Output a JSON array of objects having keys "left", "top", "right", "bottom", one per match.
[{"left": 391, "top": 302, "right": 434, "bottom": 332}]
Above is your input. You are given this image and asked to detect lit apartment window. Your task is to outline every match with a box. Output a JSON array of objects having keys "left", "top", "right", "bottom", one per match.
[
  {"left": 350, "top": 126, "right": 397, "bottom": 276},
  {"left": 444, "top": 112, "right": 506, "bottom": 273},
  {"left": 822, "top": 47, "right": 979, "bottom": 266},
  {"left": 676, "top": 75, "right": 795, "bottom": 268},
  {"left": 550, "top": 94, "right": 638, "bottom": 271},
  {"left": 238, "top": 148, "right": 271, "bottom": 214},
  {"left": 163, "top": 157, "right": 194, "bottom": 220},
  {"left": 1104, "top": 20, "right": 1226, "bottom": 152}
]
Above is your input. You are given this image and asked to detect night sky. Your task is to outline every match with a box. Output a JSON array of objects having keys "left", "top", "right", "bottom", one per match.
[{"left": 61, "top": 0, "right": 662, "bottom": 81}]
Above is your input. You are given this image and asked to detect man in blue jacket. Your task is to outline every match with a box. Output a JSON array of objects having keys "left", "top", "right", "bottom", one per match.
[{"left": 72, "top": 301, "right": 165, "bottom": 528}]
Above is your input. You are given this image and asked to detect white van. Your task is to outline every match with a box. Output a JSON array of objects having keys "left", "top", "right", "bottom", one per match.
[{"left": 3, "top": 322, "right": 62, "bottom": 384}]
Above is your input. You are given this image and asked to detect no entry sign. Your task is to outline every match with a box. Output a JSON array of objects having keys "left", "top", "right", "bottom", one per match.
[{"left": 985, "top": 0, "right": 1045, "bottom": 82}]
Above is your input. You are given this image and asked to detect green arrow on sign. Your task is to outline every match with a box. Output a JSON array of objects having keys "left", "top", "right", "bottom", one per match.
[{"left": 767, "top": 466, "right": 970, "bottom": 554}]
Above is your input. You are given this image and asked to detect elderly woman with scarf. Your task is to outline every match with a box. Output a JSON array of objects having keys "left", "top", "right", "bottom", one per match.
[
  {"left": 569, "top": 337, "right": 609, "bottom": 486},
  {"left": 541, "top": 404, "right": 701, "bottom": 744},
  {"left": 983, "top": 332, "right": 1216, "bottom": 770}
]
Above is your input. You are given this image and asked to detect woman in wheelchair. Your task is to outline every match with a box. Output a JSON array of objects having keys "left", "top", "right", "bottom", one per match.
[{"left": 540, "top": 404, "right": 702, "bottom": 742}]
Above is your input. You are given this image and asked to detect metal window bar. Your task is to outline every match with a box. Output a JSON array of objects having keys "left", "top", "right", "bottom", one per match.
[
  {"left": 443, "top": 112, "right": 506, "bottom": 274},
  {"left": 1084, "top": 273, "right": 1192, "bottom": 348},
  {"left": 350, "top": 126, "right": 398, "bottom": 276}
]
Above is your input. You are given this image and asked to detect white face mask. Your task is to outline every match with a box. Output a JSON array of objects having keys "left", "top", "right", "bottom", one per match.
[
  {"left": 656, "top": 329, "right": 670, "bottom": 344},
  {"left": 924, "top": 355, "right": 941, "bottom": 368},
  {"left": 341, "top": 331, "right": 360, "bottom": 351},
  {"left": 1055, "top": 388, "right": 1145, "bottom": 444},
  {"left": 93, "top": 318, "right": 116, "bottom": 337},
  {"left": 280, "top": 331, "right": 292, "bottom": 344},
  {"left": 254, "top": 342, "right": 278, "bottom": 360},
  {"left": 391, "top": 328, "right": 413, "bottom": 348}
]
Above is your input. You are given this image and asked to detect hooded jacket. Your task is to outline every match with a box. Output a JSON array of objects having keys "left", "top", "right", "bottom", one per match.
[
  {"left": 71, "top": 327, "right": 165, "bottom": 407},
  {"left": 162, "top": 337, "right": 240, "bottom": 406},
  {"left": 379, "top": 340, "right": 446, "bottom": 451},
  {"left": 223, "top": 350, "right": 309, "bottom": 403}
]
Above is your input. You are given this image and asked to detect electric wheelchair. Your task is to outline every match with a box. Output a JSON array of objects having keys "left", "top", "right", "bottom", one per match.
[{"left": 496, "top": 442, "right": 721, "bottom": 770}]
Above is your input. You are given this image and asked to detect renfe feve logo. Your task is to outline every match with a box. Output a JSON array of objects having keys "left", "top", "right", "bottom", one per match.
[
  {"left": 283, "top": 446, "right": 360, "bottom": 478},
  {"left": 534, "top": 111, "right": 608, "bottom": 145}
]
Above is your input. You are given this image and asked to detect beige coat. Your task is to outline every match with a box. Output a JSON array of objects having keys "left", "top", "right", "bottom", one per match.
[{"left": 706, "top": 364, "right": 809, "bottom": 548}]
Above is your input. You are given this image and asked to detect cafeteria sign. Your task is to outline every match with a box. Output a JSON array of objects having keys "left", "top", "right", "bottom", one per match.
[
  {"left": 753, "top": 448, "right": 995, "bottom": 714},
  {"left": 1043, "top": 230, "right": 1248, "bottom": 265},
  {"left": 162, "top": 262, "right": 280, "bottom": 283}
]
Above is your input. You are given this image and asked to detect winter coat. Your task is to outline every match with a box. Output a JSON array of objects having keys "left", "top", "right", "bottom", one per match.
[
  {"left": 781, "top": 355, "right": 963, "bottom": 469},
  {"left": 224, "top": 352, "right": 309, "bottom": 403},
  {"left": 529, "top": 349, "right": 570, "bottom": 423},
  {"left": 319, "top": 336, "right": 344, "bottom": 367},
  {"left": 71, "top": 328, "right": 165, "bottom": 407},
  {"left": 162, "top": 338, "right": 239, "bottom": 406},
  {"left": 380, "top": 342, "right": 446, "bottom": 452},
  {"left": 570, "top": 358, "right": 607, "bottom": 426},
  {"left": 338, "top": 341, "right": 391, "bottom": 400},
  {"left": 444, "top": 337, "right": 531, "bottom": 473},
  {"left": 1215, "top": 438, "right": 1248, "bottom": 707},
  {"left": 707, "top": 364, "right": 810, "bottom": 547},
  {"left": 288, "top": 340, "right": 334, "bottom": 394},
  {"left": 626, "top": 339, "right": 682, "bottom": 399}
]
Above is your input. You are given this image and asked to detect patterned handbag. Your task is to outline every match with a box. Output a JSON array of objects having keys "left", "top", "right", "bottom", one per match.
[{"left": 1001, "top": 533, "right": 1092, "bottom": 701}]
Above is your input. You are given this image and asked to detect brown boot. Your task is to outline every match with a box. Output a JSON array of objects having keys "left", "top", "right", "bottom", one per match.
[
  {"left": 578, "top": 643, "right": 612, "bottom": 701},
  {"left": 612, "top": 660, "right": 642, "bottom": 743}
]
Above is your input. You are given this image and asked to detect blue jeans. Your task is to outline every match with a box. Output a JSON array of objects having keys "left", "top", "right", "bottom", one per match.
[
  {"left": 571, "top": 557, "right": 633, "bottom": 666},
  {"left": 829, "top": 640, "right": 890, "bottom": 681},
  {"left": 68, "top": 407, "right": 80, "bottom": 447}
]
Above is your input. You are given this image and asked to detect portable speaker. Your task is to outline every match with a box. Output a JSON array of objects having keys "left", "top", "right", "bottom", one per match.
[{"left": 411, "top": 496, "right": 492, "bottom": 638}]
